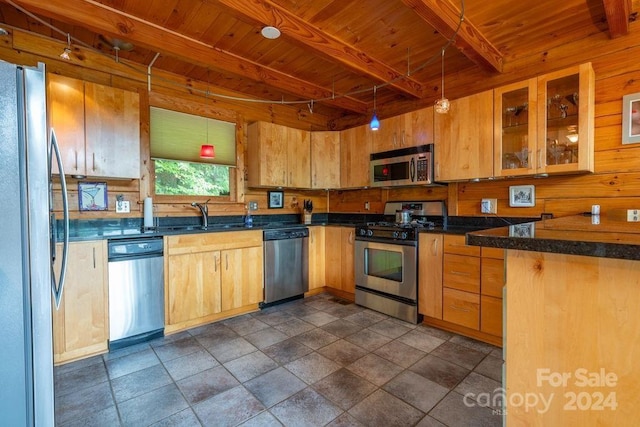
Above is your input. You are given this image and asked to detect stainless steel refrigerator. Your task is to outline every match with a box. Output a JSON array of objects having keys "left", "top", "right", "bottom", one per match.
[{"left": 0, "top": 59, "right": 68, "bottom": 425}]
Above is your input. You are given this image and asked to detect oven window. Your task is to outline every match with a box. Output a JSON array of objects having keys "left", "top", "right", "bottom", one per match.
[{"left": 365, "top": 248, "right": 403, "bottom": 282}]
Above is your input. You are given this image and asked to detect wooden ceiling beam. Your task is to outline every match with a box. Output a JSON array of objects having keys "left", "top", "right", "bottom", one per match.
[
  {"left": 212, "top": 0, "right": 424, "bottom": 98},
  {"left": 401, "top": 0, "right": 503, "bottom": 73},
  {"left": 602, "top": 0, "right": 632, "bottom": 38},
  {"left": 5, "top": 0, "right": 369, "bottom": 113}
]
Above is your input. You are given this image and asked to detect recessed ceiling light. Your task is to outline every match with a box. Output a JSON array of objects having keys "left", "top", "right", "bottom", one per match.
[
  {"left": 0, "top": 28, "right": 8, "bottom": 36},
  {"left": 261, "top": 26, "right": 281, "bottom": 39}
]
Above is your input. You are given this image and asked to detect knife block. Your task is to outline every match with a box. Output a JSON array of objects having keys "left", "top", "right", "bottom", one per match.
[{"left": 302, "top": 211, "right": 312, "bottom": 224}]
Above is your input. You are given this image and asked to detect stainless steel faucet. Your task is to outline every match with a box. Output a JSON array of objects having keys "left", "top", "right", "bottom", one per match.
[{"left": 191, "top": 199, "right": 210, "bottom": 228}]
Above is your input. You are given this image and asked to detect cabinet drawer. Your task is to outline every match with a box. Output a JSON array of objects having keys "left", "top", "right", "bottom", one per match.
[
  {"left": 481, "top": 295, "right": 503, "bottom": 337},
  {"left": 444, "top": 234, "right": 481, "bottom": 256},
  {"left": 443, "top": 288, "right": 479, "bottom": 330},
  {"left": 481, "top": 247, "right": 504, "bottom": 260},
  {"left": 481, "top": 257, "right": 504, "bottom": 298},
  {"left": 443, "top": 253, "right": 480, "bottom": 293},
  {"left": 167, "top": 230, "right": 263, "bottom": 255}
]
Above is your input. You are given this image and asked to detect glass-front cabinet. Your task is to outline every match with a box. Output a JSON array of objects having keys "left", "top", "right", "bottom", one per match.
[{"left": 494, "top": 63, "right": 594, "bottom": 177}]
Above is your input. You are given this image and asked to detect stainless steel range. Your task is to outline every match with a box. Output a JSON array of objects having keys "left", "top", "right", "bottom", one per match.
[{"left": 354, "top": 201, "right": 446, "bottom": 323}]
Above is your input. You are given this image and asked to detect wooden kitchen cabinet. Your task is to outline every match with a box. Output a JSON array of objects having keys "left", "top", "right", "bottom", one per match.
[
  {"left": 246, "top": 121, "right": 310, "bottom": 188},
  {"left": 494, "top": 63, "right": 594, "bottom": 177},
  {"left": 52, "top": 240, "right": 108, "bottom": 364},
  {"left": 324, "top": 226, "right": 355, "bottom": 297},
  {"left": 480, "top": 247, "right": 505, "bottom": 338},
  {"left": 311, "top": 131, "right": 340, "bottom": 189},
  {"left": 411, "top": 106, "right": 435, "bottom": 147},
  {"left": 442, "top": 235, "right": 480, "bottom": 328},
  {"left": 418, "top": 233, "right": 443, "bottom": 318},
  {"left": 308, "top": 226, "right": 326, "bottom": 292},
  {"left": 165, "top": 230, "right": 263, "bottom": 333},
  {"left": 340, "top": 125, "right": 372, "bottom": 188},
  {"left": 48, "top": 74, "right": 140, "bottom": 179},
  {"left": 371, "top": 114, "right": 411, "bottom": 153},
  {"left": 434, "top": 90, "right": 494, "bottom": 181}
]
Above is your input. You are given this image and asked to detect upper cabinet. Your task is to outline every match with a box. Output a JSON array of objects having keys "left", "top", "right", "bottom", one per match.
[
  {"left": 410, "top": 106, "right": 435, "bottom": 148},
  {"left": 340, "top": 125, "right": 372, "bottom": 188},
  {"left": 246, "top": 121, "right": 310, "bottom": 188},
  {"left": 494, "top": 63, "right": 595, "bottom": 177},
  {"left": 434, "top": 90, "right": 494, "bottom": 181},
  {"left": 371, "top": 114, "right": 411, "bottom": 153},
  {"left": 48, "top": 74, "right": 140, "bottom": 179},
  {"left": 311, "top": 131, "right": 340, "bottom": 189}
]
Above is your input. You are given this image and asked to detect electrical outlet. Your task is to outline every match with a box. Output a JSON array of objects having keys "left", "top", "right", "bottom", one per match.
[
  {"left": 365, "top": 201, "right": 370, "bottom": 211},
  {"left": 116, "top": 200, "right": 130, "bottom": 213},
  {"left": 249, "top": 201, "right": 258, "bottom": 211},
  {"left": 481, "top": 198, "right": 497, "bottom": 214}
]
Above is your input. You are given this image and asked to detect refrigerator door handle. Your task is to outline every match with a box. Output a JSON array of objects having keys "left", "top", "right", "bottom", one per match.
[{"left": 50, "top": 128, "right": 69, "bottom": 309}]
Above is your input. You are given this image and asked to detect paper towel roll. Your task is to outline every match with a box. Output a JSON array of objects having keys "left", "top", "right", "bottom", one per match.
[{"left": 144, "top": 197, "right": 154, "bottom": 228}]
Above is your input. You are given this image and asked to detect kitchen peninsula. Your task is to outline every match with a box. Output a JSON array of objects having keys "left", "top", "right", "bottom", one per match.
[{"left": 467, "top": 215, "right": 640, "bottom": 425}]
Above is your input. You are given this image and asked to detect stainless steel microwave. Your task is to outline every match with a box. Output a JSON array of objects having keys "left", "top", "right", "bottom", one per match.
[{"left": 370, "top": 144, "right": 433, "bottom": 187}]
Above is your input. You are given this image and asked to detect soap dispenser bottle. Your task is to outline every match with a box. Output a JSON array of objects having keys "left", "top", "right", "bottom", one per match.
[{"left": 244, "top": 205, "right": 253, "bottom": 228}]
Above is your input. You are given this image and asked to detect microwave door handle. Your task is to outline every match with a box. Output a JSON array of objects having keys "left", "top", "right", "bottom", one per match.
[{"left": 410, "top": 157, "right": 416, "bottom": 182}]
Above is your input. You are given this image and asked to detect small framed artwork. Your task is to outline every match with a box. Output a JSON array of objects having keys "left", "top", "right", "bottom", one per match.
[
  {"left": 78, "top": 182, "right": 108, "bottom": 211},
  {"left": 622, "top": 93, "right": 640, "bottom": 144},
  {"left": 509, "top": 185, "right": 535, "bottom": 207},
  {"left": 268, "top": 190, "right": 284, "bottom": 209},
  {"left": 509, "top": 223, "right": 535, "bottom": 238}
]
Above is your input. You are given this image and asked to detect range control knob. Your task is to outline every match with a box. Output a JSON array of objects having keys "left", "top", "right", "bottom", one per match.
[
  {"left": 401, "top": 231, "right": 408, "bottom": 240},
  {"left": 393, "top": 231, "right": 400, "bottom": 239},
  {"left": 367, "top": 229, "right": 374, "bottom": 237},
  {"left": 359, "top": 229, "right": 366, "bottom": 236}
]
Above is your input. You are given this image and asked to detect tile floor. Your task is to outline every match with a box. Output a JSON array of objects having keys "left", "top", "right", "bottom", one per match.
[{"left": 54, "top": 293, "right": 505, "bottom": 426}]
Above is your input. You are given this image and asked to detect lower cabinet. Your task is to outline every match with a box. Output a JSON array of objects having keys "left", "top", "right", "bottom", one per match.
[
  {"left": 165, "top": 230, "right": 263, "bottom": 333},
  {"left": 52, "top": 240, "right": 109, "bottom": 365},
  {"left": 325, "top": 226, "right": 355, "bottom": 297},
  {"left": 421, "top": 233, "right": 504, "bottom": 346},
  {"left": 308, "top": 226, "right": 326, "bottom": 292}
]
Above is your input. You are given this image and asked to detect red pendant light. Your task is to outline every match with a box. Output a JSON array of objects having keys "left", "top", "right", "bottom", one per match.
[{"left": 200, "top": 144, "right": 215, "bottom": 158}]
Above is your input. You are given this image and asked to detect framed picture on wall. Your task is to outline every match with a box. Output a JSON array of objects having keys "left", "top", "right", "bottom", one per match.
[
  {"left": 509, "top": 185, "right": 535, "bottom": 207},
  {"left": 78, "top": 182, "right": 108, "bottom": 211},
  {"left": 268, "top": 191, "right": 284, "bottom": 209},
  {"left": 622, "top": 92, "right": 640, "bottom": 144}
]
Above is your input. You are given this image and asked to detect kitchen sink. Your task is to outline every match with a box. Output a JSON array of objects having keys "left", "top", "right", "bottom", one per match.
[{"left": 155, "top": 223, "right": 245, "bottom": 232}]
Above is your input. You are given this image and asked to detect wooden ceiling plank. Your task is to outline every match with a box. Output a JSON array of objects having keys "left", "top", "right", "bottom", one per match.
[
  {"left": 400, "top": 0, "right": 503, "bottom": 73},
  {"left": 213, "top": 0, "right": 424, "bottom": 98},
  {"left": 7, "top": 0, "right": 368, "bottom": 113},
  {"left": 602, "top": 0, "right": 632, "bottom": 38}
]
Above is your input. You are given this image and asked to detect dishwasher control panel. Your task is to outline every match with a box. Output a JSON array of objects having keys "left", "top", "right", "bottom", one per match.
[
  {"left": 263, "top": 227, "right": 309, "bottom": 241},
  {"left": 108, "top": 237, "right": 164, "bottom": 260}
]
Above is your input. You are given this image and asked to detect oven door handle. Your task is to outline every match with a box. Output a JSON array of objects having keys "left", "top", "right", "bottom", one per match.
[{"left": 355, "top": 237, "right": 417, "bottom": 247}]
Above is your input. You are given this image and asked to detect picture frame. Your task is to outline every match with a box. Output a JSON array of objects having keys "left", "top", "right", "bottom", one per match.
[
  {"left": 509, "top": 222, "right": 535, "bottom": 238},
  {"left": 622, "top": 92, "right": 640, "bottom": 144},
  {"left": 509, "top": 185, "right": 535, "bottom": 207},
  {"left": 268, "top": 190, "right": 284, "bottom": 209},
  {"left": 78, "top": 182, "right": 108, "bottom": 211}
]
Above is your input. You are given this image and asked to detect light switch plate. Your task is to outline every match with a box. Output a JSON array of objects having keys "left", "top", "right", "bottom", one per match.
[
  {"left": 249, "top": 201, "right": 258, "bottom": 211},
  {"left": 116, "top": 200, "right": 130, "bottom": 213},
  {"left": 481, "top": 198, "right": 497, "bottom": 214}
]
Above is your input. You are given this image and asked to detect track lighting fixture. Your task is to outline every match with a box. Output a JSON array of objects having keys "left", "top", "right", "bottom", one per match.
[
  {"left": 434, "top": 47, "right": 450, "bottom": 114},
  {"left": 370, "top": 86, "right": 380, "bottom": 131}
]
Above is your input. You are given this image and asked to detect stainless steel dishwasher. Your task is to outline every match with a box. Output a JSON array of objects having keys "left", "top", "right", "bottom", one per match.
[
  {"left": 262, "top": 227, "right": 309, "bottom": 307},
  {"left": 108, "top": 237, "right": 164, "bottom": 350}
]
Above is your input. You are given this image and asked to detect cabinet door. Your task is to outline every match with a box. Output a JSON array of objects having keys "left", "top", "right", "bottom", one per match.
[
  {"left": 287, "top": 127, "right": 311, "bottom": 188},
  {"left": 247, "top": 122, "right": 288, "bottom": 187},
  {"left": 411, "top": 106, "right": 434, "bottom": 147},
  {"left": 167, "top": 251, "right": 221, "bottom": 325},
  {"left": 52, "top": 241, "right": 108, "bottom": 363},
  {"left": 221, "top": 246, "right": 263, "bottom": 311},
  {"left": 340, "top": 125, "right": 372, "bottom": 188},
  {"left": 341, "top": 227, "right": 355, "bottom": 293},
  {"left": 48, "top": 74, "right": 86, "bottom": 176},
  {"left": 324, "top": 226, "right": 342, "bottom": 288},
  {"left": 311, "top": 131, "right": 340, "bottom": 189},
  {"left": 84, "top": 82, "right": 140, "bottom": 179},
  {"left": 481, "top": 295, "right": 502, "bottom": 337},
  {"left": 494, "top": 79, "right": 537, "bottom": 176},
  {"left": 434, "top": 90, "right": 494, "bottom": 181},
  {"left": 309, "top": 227, "right": 326, "bottom": 290},
  {"left": 537, "top": 63, "right": 594, "bottom": 174},
  {"left": 372, "top": 115, "right": 408, "bottom": 153},
  {"left": 418, "top": 233, "right": 443, "bottom": 318}
]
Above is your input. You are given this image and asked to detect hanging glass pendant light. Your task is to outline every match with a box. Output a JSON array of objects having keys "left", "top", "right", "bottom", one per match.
[
  {"left": 60, "top": 33, "right": 72, "bottom": 60},
  {"left": 435, "top": 48, "right": 450, "bottom": 114},
  {"left": 200, "top": 117, "right": 215, "bottom": 159},
  {"left": 370, "top": 86, "right": 380, "bottom": 131}
]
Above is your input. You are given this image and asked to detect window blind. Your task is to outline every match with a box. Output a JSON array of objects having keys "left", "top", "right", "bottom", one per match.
[{"left": 150, "top": 107, "right": 236, "bottom": 166}]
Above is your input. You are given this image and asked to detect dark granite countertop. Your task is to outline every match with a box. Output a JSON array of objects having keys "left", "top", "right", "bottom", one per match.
[{"left": 466, "top": 214, "right": 640, "bottom": 260}]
